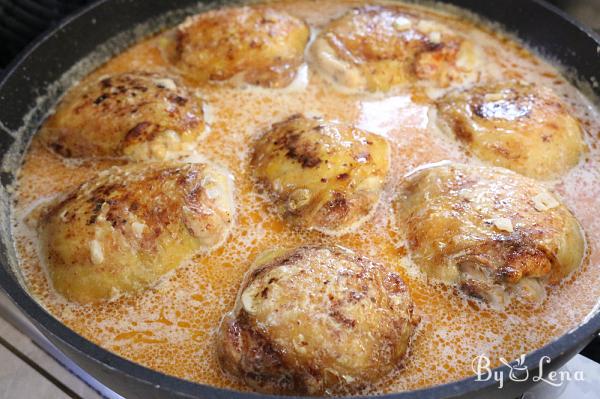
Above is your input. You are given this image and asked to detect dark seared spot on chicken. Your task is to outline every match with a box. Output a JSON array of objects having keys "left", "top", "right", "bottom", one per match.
[
  {"left": 173, "top": 30, "right": 187, "bottom": 63},
  {"left": 496, "top": 238, "right": 553, "bottom": 283},
  {"left": 283, "top": 133, "right": 322, "bottom": 168},
  {"left": 86, "top": 199, "right": 106, "bottom": 225},
  {"left": 325, "top": 192, "right": 349, "bottom": 217},
  {"left": 123, "top": 121, "right": 157, "bottom": 143},
  {"left": 168, "top": 95, "right": 188, "bottom": 106},
  {"left": 459, "top": 280, "right": 488, "bottom": 300},
  {"left": 100, "top": 78, "right": 112, "bottom": 88},
  {"left": 451, "top": 119, "right": 473, "bottom": 143},
  {"left": 94, "top": 93, "right": 109, "bottom": 105},
  {"left": 423, "top": 40, "right": 445, "bottom": 53},
  {"left": 260, "top": 116, "right": 324, "bottom": 169},
  {"left": 329, "top": 307, "right": 357, "bottom": 328},
  {"left": 48, "top": 142, "right": 72, "bottom": 158}
]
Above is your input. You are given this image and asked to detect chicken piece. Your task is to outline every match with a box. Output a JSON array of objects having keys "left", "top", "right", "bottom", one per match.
[
  {"left": 309, "top": 6, "right": 480, "bottom": 92},
  {"left": 395, "top": 162, "right": 585, "bottom": 307},
  {"left": 217, "top": 245, "right": 418, "bottom": 395},
  {"left": 39, "top": 162, "right": 235, "bottom": 303},
  {"left": 436, "top": 81, "right": 585, "bottom": 179},
  {"left": 251, "top": 114, "right": 390, "bottom": 235},
  {"left": 170, "top": 6, "right": 309, "bottom": 88},
  {"left": 39, "top": 71, "right": 205, "bottom": 161}
]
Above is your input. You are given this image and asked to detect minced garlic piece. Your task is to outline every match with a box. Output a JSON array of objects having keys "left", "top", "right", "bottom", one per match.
[
  {"left": 201, "top": 174, "right": 223, "bottom": 200},
  {"left": 163, "top": 129, "right": 181, "bottom": 142},
  {"left": 241, "top": 289, "right": 257, "bottom": 314},
  {"left": 131, "top": 221, "right": 146, "bottom": 238},
  {"left": 484, "top": 92, "right": 505, "bottom": 102},
  {"left": 394, "top": 16, "right": 412, "bottom": 30},
  {"left": 486, "top": 217, "right": 514, "bottom": 233},
  {"left": 533, "top": 192, "right": 559, "bottom": 212},
  {"left": 59, "top": 209, "right": 69, "bottom": 222},
  {"left": 89, "top": 239, "right": 104, "bottom": 265},
  {"left": 288, "top": 188, "right": 311, "bottom": 211},
  {"left": 417, "top": 19, "right": 438, "bottom": 32},
  {"left": 429, "top": 31, "right": 442, "bottom": 44},
  {"left": 153, "top": 78, "right": 177, "bottom": 90},
  {"left": 149, "top": 142, "right": 168, "bottom": 160}
]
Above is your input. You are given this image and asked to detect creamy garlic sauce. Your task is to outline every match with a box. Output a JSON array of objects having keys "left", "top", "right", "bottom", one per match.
[{"left": 11, "top": 0, "right": 600, "bottom": 395}]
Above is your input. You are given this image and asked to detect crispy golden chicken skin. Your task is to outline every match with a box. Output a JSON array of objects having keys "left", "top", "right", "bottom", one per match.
[
  {"left": 217, "top": 246, "right": 418, "bottom": 395},
  {"left": 39, "top": 162, "right": 235, "bottom": 303},
  {"left": 251, "top": 114, "right": 390, "bottom": 235},
  {"left": 39, "top": 71, "right": 205, "bottom": 161},
  {"left": 310, "top": 6, "right": 480, "bottom": 92},
  {"left": 436, "top": 81, "right": 585, "bottom": 179},
  {"left": 171, "top": 6, "right": 310, "bottom": 87},
  {"left": 395, "top": 163, "right": 585, "bottom": 307}
]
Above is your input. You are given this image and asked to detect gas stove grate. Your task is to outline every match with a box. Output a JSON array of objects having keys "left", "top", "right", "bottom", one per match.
[{"left": 0, "top": 0, "right": 93, "bottom": 67}]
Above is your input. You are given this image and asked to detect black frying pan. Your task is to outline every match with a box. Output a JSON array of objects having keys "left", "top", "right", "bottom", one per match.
[{"left": 0, "top": 1, "right": 599, "bottom": 398}]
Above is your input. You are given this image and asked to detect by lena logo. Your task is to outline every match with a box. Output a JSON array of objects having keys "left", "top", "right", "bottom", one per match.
[{"left": 471, "top": 354, "right": 584, "bottom": 389}]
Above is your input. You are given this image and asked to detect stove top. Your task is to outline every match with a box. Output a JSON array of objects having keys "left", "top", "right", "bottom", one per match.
[{"left": 0, "top": 291, "right": 123, "bottom": 399}]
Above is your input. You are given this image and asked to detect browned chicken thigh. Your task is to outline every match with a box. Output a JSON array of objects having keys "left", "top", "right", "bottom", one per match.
[
  {"left": 395, "top": 162, "right": 585, "bottom": 307},
  {"left": 251, "top": 114, "right": 390, "bottom": 235},
  {"left": 217, "top": 245, "right": 418, "bottom": 395},
  {"left": 436, "top": 81, "right": 585, "bottom": 179},
  {"left": 39, "top": 162, "right": 235, "bottom": 303},
  {"left": 310, "top": 6, "right": 480, "bottom": 92},
  {"left": 171, "top": 6, "right": 310, "bottom": 87},
  {"left": 39, "top": 71, "right": 206, "bottom": 161}
]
